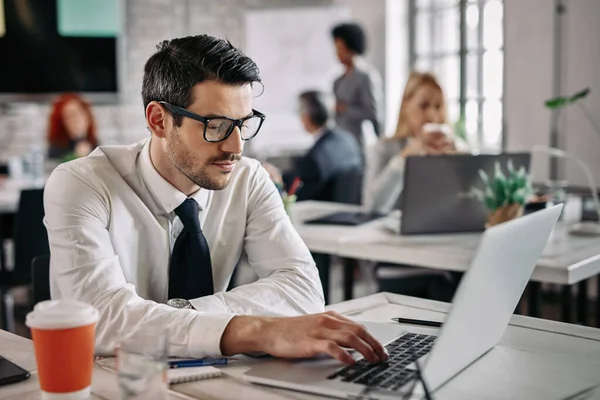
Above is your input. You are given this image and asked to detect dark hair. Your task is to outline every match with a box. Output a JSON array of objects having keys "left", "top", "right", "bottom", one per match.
[
  {"left": 299, "top": 91, "right": 330, "bottom": 127},
  {"left": 142, "top": 35, "right": 261, "bottom": 126},
  {"left": 331, "top": 23, "right": 366, "bottom": 55}
]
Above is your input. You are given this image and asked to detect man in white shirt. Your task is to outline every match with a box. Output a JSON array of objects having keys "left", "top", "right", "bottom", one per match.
[{"left": 44, "top": 35, "right": 386, "bottom": 365}]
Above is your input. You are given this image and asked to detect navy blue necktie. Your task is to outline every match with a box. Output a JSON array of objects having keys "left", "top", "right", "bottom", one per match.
[{"left": 168, "top": 198, "right": 214, "bottom": 299}]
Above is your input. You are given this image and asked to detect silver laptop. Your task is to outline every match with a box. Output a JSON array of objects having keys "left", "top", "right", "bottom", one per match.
[
  {"left": 401, "top": 153, "right": 531, "bottom": 234},
  {"left": 244, "top": 205, "right": 562, "bottom": 399}
]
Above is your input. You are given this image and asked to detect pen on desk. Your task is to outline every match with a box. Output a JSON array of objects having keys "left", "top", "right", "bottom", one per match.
[
  {"left": 391, "top": 317, "right": 443, "bottom": 328},
  {"left": 169, "top": 358, "right": 230, "bottom": 369}
]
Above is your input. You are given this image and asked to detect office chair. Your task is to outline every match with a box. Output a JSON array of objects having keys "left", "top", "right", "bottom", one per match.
[
  {"left": 13, "top": 189, "right": 49, "bottom": 285},
  {"left": 331, "top": 168, "right": 363, "bottom": 205},
  {"left": 31, "top": 255, "right": 51, "bottom": 305},
  {"left": 0, "top": 188, "right": 49, "bottom": 331},
  {"left": 314, "top": 168, "right": 364, "bottom": 303}
]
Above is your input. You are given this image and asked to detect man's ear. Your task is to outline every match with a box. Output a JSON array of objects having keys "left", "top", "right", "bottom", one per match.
[{"left": 146, "top": 101, "right": 171, "bottom": 139}]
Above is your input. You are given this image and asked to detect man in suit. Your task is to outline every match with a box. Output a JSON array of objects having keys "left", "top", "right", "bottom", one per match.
[
  {"left": 332, "top": 23, "right": 384, "bottom": 148},
  {"left": 282, "top": 91, "right": 363, "bottom": 203}
]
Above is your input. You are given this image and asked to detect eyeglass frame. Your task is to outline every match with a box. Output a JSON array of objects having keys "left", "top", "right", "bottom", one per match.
[{"left": 158, "top": 101, "right": 266, "bottom": 143}]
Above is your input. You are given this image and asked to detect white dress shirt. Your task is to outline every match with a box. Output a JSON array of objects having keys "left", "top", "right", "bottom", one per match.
[{"left": 44, "top": 138, "right": 324, "bottom": 358}]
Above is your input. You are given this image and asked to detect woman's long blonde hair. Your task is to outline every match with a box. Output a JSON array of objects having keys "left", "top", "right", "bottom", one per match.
[{"left": 392, "top": 71, "right": 448, "bottom": 139}]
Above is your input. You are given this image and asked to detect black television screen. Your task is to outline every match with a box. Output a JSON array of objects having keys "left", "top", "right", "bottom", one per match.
[{"left": 0, "top": 0, "right": 118, "bottom": 98}]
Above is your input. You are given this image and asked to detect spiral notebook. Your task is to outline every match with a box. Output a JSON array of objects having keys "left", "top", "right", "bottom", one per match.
[{"left": 167, "top": 366, "right": 223, "bottom": 384}]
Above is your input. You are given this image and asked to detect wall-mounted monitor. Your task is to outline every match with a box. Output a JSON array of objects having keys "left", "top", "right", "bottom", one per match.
[{"left": 0, "top": 0, "right": 121, "bottom": 103}]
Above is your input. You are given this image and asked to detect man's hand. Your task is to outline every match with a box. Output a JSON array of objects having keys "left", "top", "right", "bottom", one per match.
[
  {"left": 401, "top": 132, "right": 457, "bottom": 158},
  {"left": 220, "top": 311, "right": 388, "bottom": 365}
]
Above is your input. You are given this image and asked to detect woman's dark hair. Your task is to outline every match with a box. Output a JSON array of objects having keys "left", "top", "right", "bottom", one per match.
[
  {"left": 299, "top": 91, "right": 330, "bottom": 127},
  {"left": 331, "top": 23, "right": 367, "bottom": 55},
  {"left": 142, "top": 35, "right": 261, "bottom": 126}
]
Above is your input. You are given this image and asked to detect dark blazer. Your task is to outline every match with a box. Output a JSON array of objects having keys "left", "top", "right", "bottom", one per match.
[{"left": 284, "top": 128, "right": 363, "bottom": 203}]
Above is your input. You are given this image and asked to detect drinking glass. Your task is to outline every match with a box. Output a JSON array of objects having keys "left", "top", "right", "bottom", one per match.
[{"left": 117, "top": 328, "right": 169, "bottom": 400}]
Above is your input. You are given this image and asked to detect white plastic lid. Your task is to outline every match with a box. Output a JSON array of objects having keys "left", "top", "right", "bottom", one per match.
[{"left": 26, "top": 299, "right": 99, "bottom": 330}]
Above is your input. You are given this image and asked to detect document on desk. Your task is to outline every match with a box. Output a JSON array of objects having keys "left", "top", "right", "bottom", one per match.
[{"left": 342, "top": 302, "right": 446, "bottom": 325}]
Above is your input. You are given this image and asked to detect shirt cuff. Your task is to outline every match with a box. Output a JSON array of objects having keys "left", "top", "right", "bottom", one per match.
[{"left": 188, "top": 313, "right": 237, "bottom": 358}]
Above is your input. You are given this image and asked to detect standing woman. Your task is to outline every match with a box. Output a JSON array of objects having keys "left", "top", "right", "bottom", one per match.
[
  {"left": 47, "top": 93, "right": 98, "bottom": 160},
  {"left": 331, "top": 23, "right": 383, "bottom": 148}
]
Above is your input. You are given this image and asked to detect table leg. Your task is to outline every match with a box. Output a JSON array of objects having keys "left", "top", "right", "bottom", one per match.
[
  {"left": 342, "top": 258, "right": 356, "bottom": 301},
  {"left": 561, "top": 285, "right": 573, "bottom": 323},
  {"left": 597, "top": 274, "right": 600, "bottom": 328},
  {"left": 313, "top": 253, "right": 330, "bottom": 305},
  {"left": 577, "top": 280, "right": 589, "bottom": 325},
  {"left": 528, "top": 282, "right": 542, "bottom": 318},
  {"left": 1, "top": 290, "right": 15, "bottom": 333}
]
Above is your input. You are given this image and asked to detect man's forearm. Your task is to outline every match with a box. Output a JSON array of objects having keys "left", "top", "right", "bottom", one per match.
[{"left": 190, "top": 267, "right": 325, "bottom": 316}]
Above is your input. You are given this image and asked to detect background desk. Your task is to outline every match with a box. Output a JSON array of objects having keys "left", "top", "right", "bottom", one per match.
[
  {"left": 293, "top": 201, "right": 600, "bottom": 326},
  {"left": 2, "top": 293, "right": 600, "bottom": 399}
]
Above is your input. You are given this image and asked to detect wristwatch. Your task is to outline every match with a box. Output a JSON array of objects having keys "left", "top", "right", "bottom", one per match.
[{"left": 166, "top": 298, "right": 194, "bottom": 309}]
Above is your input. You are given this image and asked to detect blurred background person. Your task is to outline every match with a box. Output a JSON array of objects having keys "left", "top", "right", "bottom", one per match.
[
  {"left": 47, "top": 93, "right": 98, "bottom": 160},
  {"left": 365, "top": 71, "right": 463, "bottom": 302},
  {"left": 265, "top": 90, "right": 363, "bottom": 203},
  {"left": 363, "top": 71, "right": 461, "bottom": 214},
  {"left": 331, "top": 23, "right": 383, "bottom": 149}
]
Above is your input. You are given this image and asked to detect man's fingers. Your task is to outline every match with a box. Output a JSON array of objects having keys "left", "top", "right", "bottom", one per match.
[
  {"left": 321, "top": 312, "right": 388, "bottom": 362},
  {"left": 349, "top": 324, "right": 388, "bottom": 362},
  {"left": 324, "top": 310, "right": 355, "bottom": 323},
  {"left": 315, "top": 340, "right": 355, "bottom": 365},
  {"left": 322, "top": 329, "right": 379, "bottom": 363}
]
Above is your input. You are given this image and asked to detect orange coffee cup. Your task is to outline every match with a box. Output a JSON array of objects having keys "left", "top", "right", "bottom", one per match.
[{"left": 26, "top": 299, "right": 99, "bottom": 400}]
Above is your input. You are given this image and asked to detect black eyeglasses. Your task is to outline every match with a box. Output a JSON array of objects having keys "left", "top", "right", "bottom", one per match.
[{"left": 159, "top": 101, "right": 266, "bottom": 143}]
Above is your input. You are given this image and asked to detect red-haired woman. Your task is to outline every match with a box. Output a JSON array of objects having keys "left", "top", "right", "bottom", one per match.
[{"left": 47, "top": 93, "right": 98, "bottom": 160}]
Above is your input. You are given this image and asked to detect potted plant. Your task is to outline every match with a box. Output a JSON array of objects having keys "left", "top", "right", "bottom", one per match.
[{"left": 473, "top": 160, "right": 532, "bottom": 227}]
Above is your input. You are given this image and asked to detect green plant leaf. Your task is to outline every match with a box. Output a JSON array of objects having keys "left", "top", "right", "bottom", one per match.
[
  {"left": 453, "top": 114, "right": 467, "bottom": 143},
  {"left": 545, "top": 88, "right": 590, "bottom": 109},
  {"left": 478, "top": 169, "right": 489, "bottom": 185},
  {"left": 569, "top": 88, "right": 590, "bottom": 103},
  {"left": 507, "top": 159, "right": 515, "bottom": 176},
  {"left": 471, "top": 187, "right": 484, "bottom": 202},
  {"left": 484, "top": 193, "right": 496, "bottom": 210},
  {"left": 493, "top": 177, "right": 507, "bottom": 208}
]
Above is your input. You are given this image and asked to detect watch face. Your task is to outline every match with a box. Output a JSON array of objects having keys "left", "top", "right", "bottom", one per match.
[{"left": 166, "top": 298, "right": 192, "bottom": 309}]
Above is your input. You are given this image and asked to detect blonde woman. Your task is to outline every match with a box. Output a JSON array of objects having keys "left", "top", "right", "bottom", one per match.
[{"left": 363, "top": 71, "right": 459, "bottom": 213}]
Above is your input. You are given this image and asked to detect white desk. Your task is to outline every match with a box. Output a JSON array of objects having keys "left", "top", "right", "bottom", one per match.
[
  {"left": 292, "top": 201, "right": 600, "bottom": 324},
  {"left": 0, "top": 179, "right": 23, "bottom": 215},
  {"left": 2, "top": 293, "right": 600, "bottom": 400}
]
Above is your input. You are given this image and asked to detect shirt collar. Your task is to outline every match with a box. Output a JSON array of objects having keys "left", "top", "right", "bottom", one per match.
[
  {"left": 138, "top": 138, "right": 209, "bottom": 214},
  {"left": 312, "top": 127, "right": 327, "bottom": 143}
]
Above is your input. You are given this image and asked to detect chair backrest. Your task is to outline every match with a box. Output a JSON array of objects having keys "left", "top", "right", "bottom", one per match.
[
  {"left": 31, "top": 255, "right": 51, "bottom": 305},
  {"left": 12, "top": 188, "right": 49, "bottom": 286},
  {"left": 331, "top": 168, "right": 363, "bottom": 205}
]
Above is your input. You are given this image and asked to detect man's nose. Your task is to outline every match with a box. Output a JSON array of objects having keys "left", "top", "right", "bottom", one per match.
[{"left": 220, "top": 126, "right": 244, "bottom": 155}]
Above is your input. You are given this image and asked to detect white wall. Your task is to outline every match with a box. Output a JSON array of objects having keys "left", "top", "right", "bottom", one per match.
[
  {"left": 504, "top": 0, "right": 600, "bottom": 187},
  {"left": 563, "top": 0, "right": 600, "bottom": 188},
  {"left": 504, "top": 0, "right": 554, "bottom": 184}
]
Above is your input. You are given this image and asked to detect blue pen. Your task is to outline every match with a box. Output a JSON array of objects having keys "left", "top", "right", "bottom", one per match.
[{"left": 169, "top": 358, "right": 229, "bottom": 369}]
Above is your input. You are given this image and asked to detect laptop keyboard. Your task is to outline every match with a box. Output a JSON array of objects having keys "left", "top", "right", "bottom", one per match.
[{"left": 327, "top": 333, "right": 436, "bottom": 391}]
